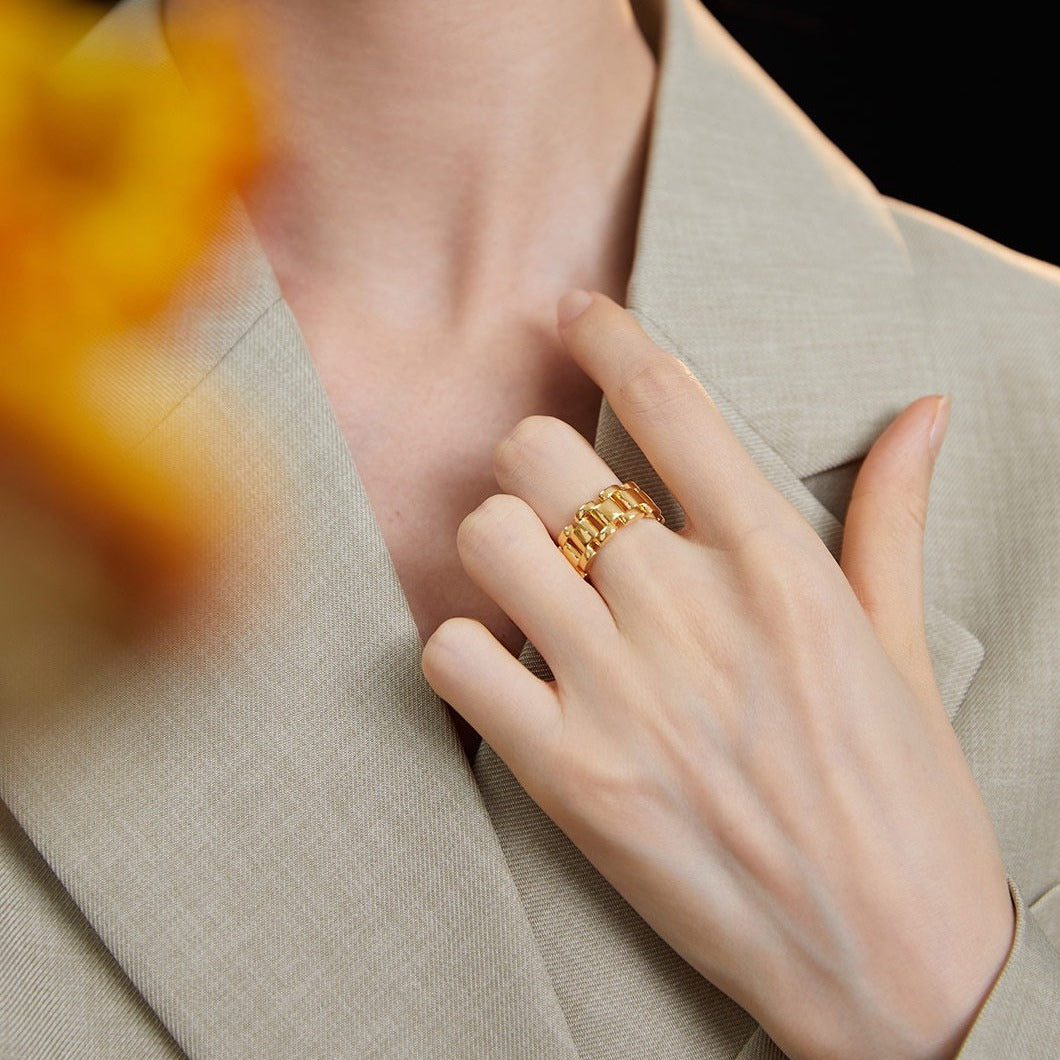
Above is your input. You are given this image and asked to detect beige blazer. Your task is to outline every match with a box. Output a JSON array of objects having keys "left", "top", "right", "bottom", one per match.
[{"left": 2, "top": 0, "right": 1058, "bottom": 1056}]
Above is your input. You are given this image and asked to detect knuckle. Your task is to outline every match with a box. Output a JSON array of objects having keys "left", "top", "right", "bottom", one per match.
[
  {"left": 600, "top": 520, "right": 684, "bottom": 602},
  {"left": 421, "top": 616, "right": 478, "bottom": 681},
  {"left": 733, "top": 521, "right": 798, "bottom": 567},
  {"left": 550, "top": 753, "right": 647, "bottom": 841},
  {"left": 423, "top": 615, "right": 468, "bottom": 662},
  {"left": 856, "top": 488, "right": 928, "bottom": 569},
  {"left": 736, "top": 524, "right": 836, "bottom": 627},
  {"left": 860, "top": 482, "right": 928, "bottom": 540},
  {"left": 895, "top": 491, "right": 929, "bottom": 536},
  {"left": 500, "top": 414, "right": 568, "bottom": 458},
  {"left": 494, "top": 414, "right": 570, "bottom": 479},
  {"left": 616, "top": 357, "right": 696, "bottom": 417},
  {"left": 457, "top": 493, "right": 523, "bottom": 557}
]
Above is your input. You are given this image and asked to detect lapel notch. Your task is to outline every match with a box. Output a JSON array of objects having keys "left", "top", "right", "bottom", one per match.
[{"left": 620, "top": 0, "right": 985, "bottom": 722}]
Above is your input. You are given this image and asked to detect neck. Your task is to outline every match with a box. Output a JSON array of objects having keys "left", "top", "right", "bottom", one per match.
[
  {"left": 163, "top": 0, "right": 657, "bottom": 341},
  {"left": 162, "top": 0, "right": 652, "bottom": 332}
]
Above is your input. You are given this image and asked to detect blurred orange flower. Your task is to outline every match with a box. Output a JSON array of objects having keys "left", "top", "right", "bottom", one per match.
[{"left": 1, "top": 0, "right": 260, "bottom": 700}]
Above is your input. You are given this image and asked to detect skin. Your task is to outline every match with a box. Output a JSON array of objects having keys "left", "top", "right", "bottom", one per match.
[
  {"left": 163, "top": 0, "right": 657, "bottom": 753},
  {"left": 164, "top": 0, "right": 1016, "bottom": 1052},
  {"left": 423, "top": 292, "right": 1016, "bottom": 1058}
]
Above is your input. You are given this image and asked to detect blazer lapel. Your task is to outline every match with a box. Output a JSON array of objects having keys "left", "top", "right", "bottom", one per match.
[
  {"left": 0, "top": 1, "right": 578, "bottom": 1056},
  {"left": 1, "top": 1, "right": 987, "bottom": 1057},
  {"left": 623, "top": 0, "right": 985, "bottom": 715},
  {"left": 594, "top": 387, "right": 984, "bottom": 723},
  {"left": 481, "top": 386, "right": 983, "bottom": 1060},
  {"left": 476, "top": 3, "right": 985, "bottom": 1058},
  {"left": 629, "top": 0, "right": 941, "bottom": 478}
]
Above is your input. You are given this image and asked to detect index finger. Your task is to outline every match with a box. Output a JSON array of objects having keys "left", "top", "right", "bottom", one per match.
[{"left": 557, "top": 291, "right": 790, "bottom": 543}]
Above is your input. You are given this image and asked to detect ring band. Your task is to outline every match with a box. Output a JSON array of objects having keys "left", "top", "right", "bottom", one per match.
[{"left": 557, "top": 481, "right": 664, "bottom": 578}]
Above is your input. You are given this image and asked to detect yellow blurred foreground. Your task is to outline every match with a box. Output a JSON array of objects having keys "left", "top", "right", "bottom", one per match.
[{"left": 1, "top": 0, "right": 261, "bottom": 709}]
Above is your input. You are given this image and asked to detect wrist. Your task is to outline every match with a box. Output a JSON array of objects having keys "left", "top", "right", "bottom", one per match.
[{"left": 757, "top": 874, "right": 1016, "bottom": 1060}]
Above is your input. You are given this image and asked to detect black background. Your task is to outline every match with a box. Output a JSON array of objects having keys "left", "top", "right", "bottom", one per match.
[
  {"left": 85, "top": 0, "right": 1057, "bottom": 266},
  {"left": 704, "top": 1, "right": 1056, "bottom": 265}
]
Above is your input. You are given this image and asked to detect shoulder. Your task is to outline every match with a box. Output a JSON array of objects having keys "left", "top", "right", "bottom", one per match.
[{"left": 885, "top": 198, "right": 1060, "bottom": 376}]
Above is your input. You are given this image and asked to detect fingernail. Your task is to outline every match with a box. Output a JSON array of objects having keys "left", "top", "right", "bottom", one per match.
[
  {"left": 928, "top": 394, "right": 951, "bottom": 458},
  {"left": 557, "top": 289, "right": 594, "bottom": 327}
]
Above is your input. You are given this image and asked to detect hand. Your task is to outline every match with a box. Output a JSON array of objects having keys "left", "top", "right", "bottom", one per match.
[{"left": 421, "top": 292, "right": 1014, "bottom": 1059}]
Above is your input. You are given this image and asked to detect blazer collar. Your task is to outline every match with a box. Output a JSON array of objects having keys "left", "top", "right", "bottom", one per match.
[
  {"left": 630, "top": 0, "right": 939, "bottom": 480},
  {"left": 0, "top": 1, "right": 983, "bottom": 1056},
  {"left": 488, "top": 9, "right": 985, "bottom": 1056},
  {"left": 618, "top": 0, "right": 983, "bottom": 725},
  {"left": 3, "top": 2, "right": 579, "bottom": 1056},
  {"left": 609, "top": 0, "right": 982, "bottom": 726},
  {"left": 95, "top": 0, "right": 940, "bottom": 481}
]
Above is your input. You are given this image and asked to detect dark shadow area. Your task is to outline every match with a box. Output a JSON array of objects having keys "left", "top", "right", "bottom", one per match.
[{"left": 707, "top": 1, "right": 1056, "bottom": 265}]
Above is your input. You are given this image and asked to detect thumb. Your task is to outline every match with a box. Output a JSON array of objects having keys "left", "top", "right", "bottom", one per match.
[{"left": 840, "top": 394, "right": 950, "bottom": 696}]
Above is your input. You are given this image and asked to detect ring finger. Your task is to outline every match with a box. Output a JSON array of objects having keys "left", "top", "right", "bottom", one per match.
[{"left": 492, "top": 415, "right": 672, "bottom": 606}]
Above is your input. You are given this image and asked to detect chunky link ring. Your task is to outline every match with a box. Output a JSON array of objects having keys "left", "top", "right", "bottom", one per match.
[{"left": 556, "top": 481, "right": 665, "bottom": 578}]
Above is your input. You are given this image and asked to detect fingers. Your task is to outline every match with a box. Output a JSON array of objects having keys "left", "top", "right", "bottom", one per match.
[
  {"left": 491, "top": 414, "right": 674, "bottom": 609},
  {"left": 456, "top": 491, "right": 616, "bottom": 667},
  {"left": 421, "top": 615, "right": 561, "bottom": 773},
  {"left": 556, "top": 291, "right": 795, "bottom": 545},
  {"left": 492, "top": 415, "right": 616, "bottom": 536},
  {"left": 840, "top": 394, "right": 950, "bottom": 699}
]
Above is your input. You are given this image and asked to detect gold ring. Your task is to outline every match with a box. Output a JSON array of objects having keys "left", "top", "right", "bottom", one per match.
[{"left": 557, "top": 481, "right": 664, "bottom": 578}]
